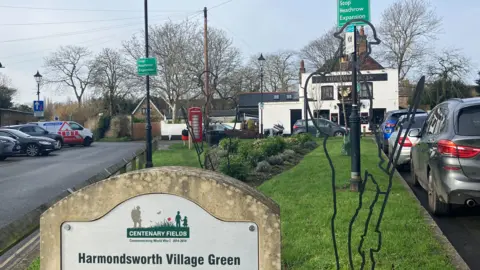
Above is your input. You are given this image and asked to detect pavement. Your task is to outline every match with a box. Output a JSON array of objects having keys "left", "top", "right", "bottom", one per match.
[
  {"left": 400, "top": 170, "right": 480, "bottom": 270},
  {"left": 0, "top": 142, "right": 144, "bottom": 228}
]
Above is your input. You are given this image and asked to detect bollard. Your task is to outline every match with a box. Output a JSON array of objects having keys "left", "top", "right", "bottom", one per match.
[{"left": 362, "top": 126, "right": 366, "bottom": 137}]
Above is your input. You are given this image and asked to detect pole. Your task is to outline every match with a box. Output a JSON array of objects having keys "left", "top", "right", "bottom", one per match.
[
  {"left": 144, "top": 0, "right": 153, "bottom": 168},
  {"left": 37, "top": 83, "right": 40, "bottom": 101},
  {"left": 260, "top": 67, "right": 264, "bottom": 137},
  {"left": 203, "top": 7, "right": 210, "bottom": 139},
  {"left": 349, "top": 25, "right": 361, "bottom": 192}
]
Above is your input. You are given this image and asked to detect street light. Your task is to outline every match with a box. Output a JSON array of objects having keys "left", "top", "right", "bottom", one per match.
[
  {"left": 258, "top": 53, "right": 265, "bottom": 137},
  {"left": 0, "top": 63, "right": 5, "bottom": 68},
  {"left": 34, "top": 70, "right": 43, "bottom": 101}
]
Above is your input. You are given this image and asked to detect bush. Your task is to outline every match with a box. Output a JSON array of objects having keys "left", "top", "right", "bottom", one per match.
[
  {"left": 293, "top": 133, "right": 314, "bottom": 144},
  {"left": 267, "top": 155, "right": 284, "bottom": 165},
  {"left": 285, "top": 137, "right": 301, "bottom": 149},
  {"left": 219, "top": 155, "right": 250, "bottom": 181},
  {"left": 238, "top": 140, "right": 266, "bottom": 166},
  {"left": 94, "top": 115, "right": 112, "bottom": 140},
  {"left": 258, "top": 137, "right": 286, "bottom": 157},
  {"left": 303, "top": 140, "right": 318, "bottom": 150},
  {"left": 255, "top": 161, "right": 271, "bottom": 172},
  {"left": 247, "top": 119, "right": 256, "bottom": 131},
  {"left": 219, "top": 138, "right": 241, "bottom": 153}
]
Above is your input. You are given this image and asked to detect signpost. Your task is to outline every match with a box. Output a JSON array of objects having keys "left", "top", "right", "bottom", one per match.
[
  {"left": 337, "top": 0, "right": 370, "bottom": 27},
  {"left": 137, "top": 58, "right": 158, "bottom": 76},
  {"left": 33, "top": 100, "right": 44, "bottom": 117},
  {"left": 40, "top": 167, "right": 281, "bottom": 270}
]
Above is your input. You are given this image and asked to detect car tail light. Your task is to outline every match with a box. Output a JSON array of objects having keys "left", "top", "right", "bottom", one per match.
[
  {"left": 293, "top": 125, "right": 298, "bottom": 129},
  {"left": 397, "top": 136, "right": 412, "bottom": 147},
  {"left": 386, "top": 123, "right": 395, "bottom": 128},
  {"left": 437, "top": 140, "right": 480, "bottom": 159}
]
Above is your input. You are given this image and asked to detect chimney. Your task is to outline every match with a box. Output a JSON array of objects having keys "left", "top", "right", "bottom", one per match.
[
  {"left": 299, "top": 60, "right": 306, "bottom": 83},
  {"left": 357, "top": 26, "right": 367, "bottom": 55}
]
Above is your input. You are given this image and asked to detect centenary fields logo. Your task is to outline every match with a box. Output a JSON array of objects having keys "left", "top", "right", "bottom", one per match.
[{"left": 127, "top": 206, "right": 190, "bottom": 239}]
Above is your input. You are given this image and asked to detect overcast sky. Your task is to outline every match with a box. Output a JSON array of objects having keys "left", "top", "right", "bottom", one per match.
[{"left": 0, "top": 0, "right": 478, "bottom": 106}]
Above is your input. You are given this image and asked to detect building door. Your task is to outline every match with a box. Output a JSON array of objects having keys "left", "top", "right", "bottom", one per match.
[
  {"left": 372, "top": 108, "right": 386, "bottom": 125},
  {"left": 290, "top": 109, "right": 302, "bottom": 134}
]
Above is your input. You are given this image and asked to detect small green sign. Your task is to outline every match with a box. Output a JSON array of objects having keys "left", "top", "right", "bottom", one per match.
[
  {"left": 137, "top": 57, "right": 158, "bottom": 76},
  {"left": 338, "top": 0, "right": 370, "bottom": 28}
]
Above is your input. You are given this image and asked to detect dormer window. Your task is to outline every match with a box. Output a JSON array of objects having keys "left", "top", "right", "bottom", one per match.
[{"left": 286, "top": 94, "right": 292, "bottom": 100}]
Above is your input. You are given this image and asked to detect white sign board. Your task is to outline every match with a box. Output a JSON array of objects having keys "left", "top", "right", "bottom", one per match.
[
  {"left": 344, "top": 32, "right": 355, "bottom": 55},
  {"left": 61, "top": 194, "right": 259, "bottom": 269},
  {"left": 34, "top": 111, "right": 44, "bottom": 117}
]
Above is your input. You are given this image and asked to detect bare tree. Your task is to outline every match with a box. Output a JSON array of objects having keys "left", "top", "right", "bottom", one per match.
[
  {"left": 426, "top": 48, "right": 471, "bottom": 104},
  {"left": 377, "top": 0, "right": 442, "bottom": 81},
  {"left": 301, "top": 27, "right": 340, "bottom": 70},
  {"left": 123, "top": 20, "right": 201, "bottom": 121},
  {"left": 91, "top": 48, "right": 137, "bottom": 116},
  {"left": 43, "top": 45, "right": 94, "bottom": 106}
]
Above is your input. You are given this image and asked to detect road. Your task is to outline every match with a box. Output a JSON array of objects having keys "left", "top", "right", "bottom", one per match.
[
  {"left": 0, "top": 142, "right": 144, "bottom": 228},
  {"left": 400, "top": 170, "right": 480, "bottom": 270}
]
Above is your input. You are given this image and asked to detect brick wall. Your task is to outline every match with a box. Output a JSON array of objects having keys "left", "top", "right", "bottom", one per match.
[
  {"left": 132, "top": 122, "right": 161, "bottom": 140},
  {"left": 0, "top": 109, "right": 36, "bottom": 126}
]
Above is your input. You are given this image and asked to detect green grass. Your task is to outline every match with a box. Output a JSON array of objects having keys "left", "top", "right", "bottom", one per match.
[
  {"left": 26, "top": 257, "right": 39, "bottom": 270},
  {"left": 152, "top": 143, "right": 204, "bottom": 168},
  {"left": 97, "top": 136, "right": 131, "bottom": 142},
  {"left": 257, "top": 138, "right": 455, "bottom": 270}
]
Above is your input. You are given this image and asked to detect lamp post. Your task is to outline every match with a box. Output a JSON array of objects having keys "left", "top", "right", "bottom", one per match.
[
  {"left": 258, "top": 53, "right": 265, "bottom": 137},
  {"left": 0, "top": 63, "right": 5, "bottom": 68},
  {"left": 34, "top": 70, "right": 42, "bottom": 101}
]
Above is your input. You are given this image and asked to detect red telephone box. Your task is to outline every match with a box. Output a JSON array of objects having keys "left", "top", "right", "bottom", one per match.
[{"left": 188, "top": 107, "right": 203, "bottom": 142}]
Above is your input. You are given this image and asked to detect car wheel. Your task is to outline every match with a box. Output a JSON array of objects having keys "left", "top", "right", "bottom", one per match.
[
  {"left": 0, "top": 156, "right": 6, "bottom": 161},
  {"left": 26, "top": 144, "right": 40, "bottom": 157},
  {"left": 427, "top": 172, "right": 450, "bottom": 216},
  {"left": 55, "top": 139, "right": 63, "bottom": 149},
  {"left": 333, "top": 131, "right": 344, "bottom": 137},
  {"left": 69, "top": 144, "right": 76, "bottom": 147},
  {"left": 83, "top": 137, "right": 92, "bottom": 147},
  {"left": 408, "top": 158, "right": 420, "bottom": 186}
]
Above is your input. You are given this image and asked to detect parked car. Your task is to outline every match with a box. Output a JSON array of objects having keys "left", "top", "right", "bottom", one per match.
[
  {"left": 0, "top": 135, "right": 21, "bottom": 161},
  {"left": 0, "top": 128, "right": 58, "bottom": 157},
  {"left": 410, "top": 98, "right": 480, "bottom": 215},
  {"left": 28, "top": 121, "right": 94, "bottom": 147},
  {"left": 387, "top": 113, "right": 428, "bottom": 169},
  {"left": 204, "top": 123, "right": 234, "bottom": 145},
  {"left": 379, "top": 108, "right": 426, "bottom": 153},
  {"left": 292, "top": 118, "right": 347, "bottom": 137},
  {"left": 3, "top": 124, "right": 64, "bottom": 149}
]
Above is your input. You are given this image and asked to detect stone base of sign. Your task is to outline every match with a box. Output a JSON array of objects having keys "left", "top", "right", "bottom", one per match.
[{"left": 40, "top": 166, "right": 281, "bottom": 270}]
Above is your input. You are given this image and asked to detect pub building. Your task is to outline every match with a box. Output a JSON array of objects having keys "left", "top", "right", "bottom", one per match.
[{"left": 258, "top": 27, "right": 399, "bottom": 134}]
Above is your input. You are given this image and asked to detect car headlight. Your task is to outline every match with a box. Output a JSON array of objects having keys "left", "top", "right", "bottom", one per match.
[{"left": 39, "top": 141, "right": 52, "bottom": 145}]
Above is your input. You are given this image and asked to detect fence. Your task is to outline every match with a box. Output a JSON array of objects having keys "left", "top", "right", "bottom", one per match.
[
  {"left": 0, "top": 138, "right": 162, "bottom": 255},
  {"left": 131, "top": 122, "right": 161, "bottom": 140},
  {"left": 160, "top": 121, "right": 242, "bottom": 140}
]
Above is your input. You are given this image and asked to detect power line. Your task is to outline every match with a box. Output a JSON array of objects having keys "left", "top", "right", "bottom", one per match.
[
  {"left": 0, "top": 16, "right": 151, "bottom": 26},
  {"left": 0, "top": 4, "right": 195, "bottom": 13}
]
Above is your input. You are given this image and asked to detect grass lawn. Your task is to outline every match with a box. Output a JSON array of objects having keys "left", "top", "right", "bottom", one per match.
[
  {"left": 152, "top": 143, "right": 204, "bottom": 168},
  {"left": 258, "top": 138, "right": 455, "bottom": 270}
]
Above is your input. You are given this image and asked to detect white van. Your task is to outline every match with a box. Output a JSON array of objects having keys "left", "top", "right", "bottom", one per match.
[{"left": 29, "top": 121, "right": 94, "bottom": 147}]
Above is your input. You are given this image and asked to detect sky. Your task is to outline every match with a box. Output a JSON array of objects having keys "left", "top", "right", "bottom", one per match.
[{"left": 0, "top": 0, "right": 478, "bottom": 107}]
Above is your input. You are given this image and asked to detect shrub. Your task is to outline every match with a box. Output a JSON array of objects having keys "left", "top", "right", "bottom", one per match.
[
  {"left": 255, "top": 161, "right": 271, "bottom": 172},
  {"left": 303, "top": 140, "right": 318, "bottom": 150},
  {"left": 94, "top": 115, "right": 112, "bottom": 140},
  {"left": 219, "top": 155, "right": 250, "bottom": 181},
  {"left": 258, "top": 137, "right": 286, "bottom": 157},
  {"left": 247, "top": 120, "right": 255, "bottom": 131},
  {"left": 238, "top": 140, "right": 266, "bottom": 166},
  {"left": 293, "top": 133, "right": 314, "bottom": 144},
  {"left": 219, "top": 137, "right": 241, "bottom": 153},
  {"left": 285, "top": 137, "right": 301, "bottom": 149},
  {"left": 267, "top": 155, "right": 284, "bottom": 165}
]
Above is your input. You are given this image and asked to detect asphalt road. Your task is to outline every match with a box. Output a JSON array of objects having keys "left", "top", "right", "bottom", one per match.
[
  {"left": 0, "top": 142, "right": 144, "bottom": 228},
  {"left": 400, "top": 170, "right": 480, "bottom": 270}
]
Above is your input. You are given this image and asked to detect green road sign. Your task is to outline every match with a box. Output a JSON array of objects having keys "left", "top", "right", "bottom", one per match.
[
  {"left": 137, "top": 58, "right": 158, "bottom": 76},
  {"left": 338, "top": 0, "right": 370, "bottom": 28}
]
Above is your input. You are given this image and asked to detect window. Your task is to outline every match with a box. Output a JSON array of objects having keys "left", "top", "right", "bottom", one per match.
[
  {"left": 425, "top": 107, "right": 447, "bottom": 135},
  {"left": 457, "top": 105, "right": 480, "bottom": 136},
  {"left": 69, "top": 122, "right": 84, "bottom": 131},
  {"left": 34, "top": 126, "right": 47, "bottom": 133},
  {"left": 20, "top": 126, "right": 35, "bottom": 133},
  {"left": 0, "top": 131, "right": 11, "bottom": 137},
  {"left": 321, "top": 86, "right": 334, "bottom": 100},
  {"left": 141, "top": 108, "right": 147, "bottom": 115},
  {"left": 273, "top": 95, "right": 280, "bottom": 100},
  {"left": 286, "top": 94, "right": 293, "bottom": 100},
  {"left": 359, "top": 82, "right": 373, "bottom": 99}
]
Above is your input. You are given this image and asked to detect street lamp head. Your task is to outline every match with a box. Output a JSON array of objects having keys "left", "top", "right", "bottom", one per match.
[
  {"left": 258, "top": 53, "right": 265, "bottom": 67},
  {"left": 34, "top": 70, "right": 43, "bottom": 84},
  {"left": 0, "top": 62, "right": 4, "bottom": 68}
]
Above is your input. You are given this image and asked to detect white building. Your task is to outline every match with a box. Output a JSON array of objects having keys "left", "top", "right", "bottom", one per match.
[{"left": 260, "top": 57, "right": 399, "bottom": 135}]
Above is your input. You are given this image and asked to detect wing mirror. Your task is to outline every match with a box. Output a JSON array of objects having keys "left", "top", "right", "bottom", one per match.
[
  {"left": 408, "top": 128, "right": 421, "bottom": 138},
  {"left": 44, "top": 130, "right": 49, "bottom": 134}
]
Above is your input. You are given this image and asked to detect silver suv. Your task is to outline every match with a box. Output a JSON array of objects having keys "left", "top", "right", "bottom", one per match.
[{"left": 410, "top": 98, "right": 480, "bottom": 215}]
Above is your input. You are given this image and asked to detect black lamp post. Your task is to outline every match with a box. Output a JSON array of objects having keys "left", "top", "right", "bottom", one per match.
[
  {"left": 0, "top": 63, "right": 5, "bottom": 68},
  {"left": 258, "top": 53, "right": 265, "bottom": 137},
  {"left": 34, "top": 70, "right": 42, "bottom": 101}
]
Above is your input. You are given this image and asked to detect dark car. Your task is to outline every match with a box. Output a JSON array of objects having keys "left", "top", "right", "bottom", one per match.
[
  {"left": 379, "top": 108, "right": 426, "bottom": 153},
  {"left": 205, "top": 123, "right": 234, "bottom": 145},
  {"left": 292, "top": 118, "right": 347, "bottom": 137},
  {"left": 0, "top": 128, "right": 57, "bottom": 157},
  {"left": 3, "top": 124, "right": 63, "bottom": 149},
  {"left": 0, "top": 136, "right": 21, "bottom": 161},
  {"left": 410, "top": 98, "right": 480, "bottom": 215}
]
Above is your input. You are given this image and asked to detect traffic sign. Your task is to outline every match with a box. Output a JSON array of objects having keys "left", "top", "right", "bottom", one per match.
[
  {"left": 259, "top": 102, "right": 264, "bottom": 110},
  {"left": 137, "top": 58, "right": 158, "bottom": 76},
  {"left": 33, "top": 100, "right": 44, "bottom": 117},
  {"left": 345, "top": 25, "right": 355, "bottom": 32},
  {"left": 338, "top": 0, "right": 370, "bottom": 28}
]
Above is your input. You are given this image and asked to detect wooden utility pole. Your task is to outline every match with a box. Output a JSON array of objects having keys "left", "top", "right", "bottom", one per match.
[{"left": 203, "top": 7, "right": 210, "bottom": 133}]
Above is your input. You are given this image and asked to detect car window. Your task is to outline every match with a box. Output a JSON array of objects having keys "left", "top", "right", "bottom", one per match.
[
  {"left": 317, "top": 119, "right": 329, "bottom": 127},
  {"left": 0, "top": 131, "right": 11, "bottom": 137},
  {"left": 69, "top": 122, "right": 83, "bottom": 130},
  {"left": 20, "top": 126, "right": 35, "bottom": 133},
  {"left": 34, "top": 126, "right": 47, "bottom": 133},
  {"left": 457, "top": 105, "right": 480, "bottom": 136},
  {"left": 424, "top": 107, "right": 446, "bottom": 135}
]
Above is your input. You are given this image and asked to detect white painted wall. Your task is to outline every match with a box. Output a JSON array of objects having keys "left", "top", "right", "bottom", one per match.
[
  {"left": 260, "top": 102, "right": 302, "bottom": 135},
  {"left": 160, "top": 121, "right": 242, "bottom": 137}
]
